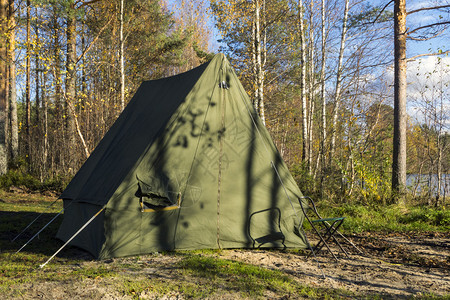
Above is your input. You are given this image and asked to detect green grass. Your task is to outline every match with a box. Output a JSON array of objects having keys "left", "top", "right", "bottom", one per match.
[
  {"left": 0, "top": 192, "right": 348, "bottom": 299},
  {"left": 318, "top": 202, "right": 449, "bottom": 233},
  {"left": 118, "top": 253, "right": 349, "bottom": 299},
  {"left": 1, "top": 191, "right": 449, "bottom": 299}
]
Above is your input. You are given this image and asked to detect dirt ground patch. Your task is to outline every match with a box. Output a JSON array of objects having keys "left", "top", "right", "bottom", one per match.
[
  {"left": 218, "top": 232, "right": 450, "bottom": 298},
  {"left": 11, "top": 232, "right": 449, "bottom": 299}
]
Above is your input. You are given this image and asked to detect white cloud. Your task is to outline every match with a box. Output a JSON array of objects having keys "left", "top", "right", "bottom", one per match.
[{"left": 407, "top": 56, "right": 450, "bottom": 131}]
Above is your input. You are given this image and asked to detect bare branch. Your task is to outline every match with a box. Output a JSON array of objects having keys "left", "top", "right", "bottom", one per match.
[
  {"left": 372, "top": 0, "right": 394, "bottom": 24},
  {"left": 76, "top": 17, "right": 113, "bottom": 64},
  {"left": 407, "top": 50, "right": 450, "bottom": 62},
  {"left": 66, "top": 99, "right": 91, "bottom": 159},
  {"left": 407, "top": 21, "right": 450, "bottom": 35},
  {"left": 407, "top": 28, "right": 446, "bottom": 40},
  {"left": 352, "top": 0, "right": 394, "bottom": 27},
  {"left": 77, "top": 0, "right": 103, "bottom": 8},
  {"left": 407, "top": 4, "right": 450, "bottom": 15}
]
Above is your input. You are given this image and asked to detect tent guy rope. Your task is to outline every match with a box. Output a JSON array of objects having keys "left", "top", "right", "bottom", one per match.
[
  {"left": 16, "top": 208, "right": 65, "bottom": 254},
  {"left": 12, "top": 198, "right": 60, "bottom": 242}
]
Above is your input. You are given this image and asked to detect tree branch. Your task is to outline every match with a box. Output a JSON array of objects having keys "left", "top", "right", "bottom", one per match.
[
  {"left": 407, "top": 4, "right": 450, "bottom": 15},
  {"left": 77, "top": 0, "right": 103, "bottom": 8},
  {"left": 76, "top": 17, "right": 113, "bottom": 64},
  {"left": 407, "top": 28, "right": 446, "bottom": 40},
  {"left": 352, "top": 0, "right": 394, "bottom": 27},
  {"left": 372, "top": 0, "right": 394, "bottom": 24},
  {"left": 407, "top": 50, "right": 450, "bottom": 62},
  {"left": 407, "top": 21, "right": 450, "bottom": 35},
  {"left": 66, "top": 99, "right": 91, "bottom": 159}
]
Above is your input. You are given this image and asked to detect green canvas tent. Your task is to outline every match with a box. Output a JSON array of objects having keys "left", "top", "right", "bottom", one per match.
[{"left": 56, "top": 53, "right": 307, "bottom": 259}]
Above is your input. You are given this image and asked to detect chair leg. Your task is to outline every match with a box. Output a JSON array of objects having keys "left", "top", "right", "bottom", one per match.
[
  {"left": 322, "top": 221, "right": 363, "bottom": 255},
  {"left": 325, "top": 221, "right": 349, "bottom": 258},
  {"left": 307, "top": 221, "right": 339, "bottom": 260},
  {"left": 321, "top": 221, "right": 350, "bottom": 258},
  {"left": 312, "top": 219, "right": 347, "bottom": 259},
  {"left": 335, "top": 230, "right": 364, "bottom": 254}
]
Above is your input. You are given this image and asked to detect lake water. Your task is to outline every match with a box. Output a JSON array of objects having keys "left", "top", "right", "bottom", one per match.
[{"left": 406, "top": 174, "right": 450, "bottom": 197}]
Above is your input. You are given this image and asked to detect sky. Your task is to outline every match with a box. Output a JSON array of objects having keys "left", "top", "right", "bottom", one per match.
[
  {"left": 403, "top": 0, "right": 450, "bottom": 131},
  {"left": 166, "top": 0, "right": 449, "bottom": 130},
  {"left": 406, "top": 0, "right": 450, "bottom": 56}
]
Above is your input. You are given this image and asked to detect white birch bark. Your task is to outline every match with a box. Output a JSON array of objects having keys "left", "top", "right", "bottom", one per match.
[
  {"left": 298, "top": 0, "right": 308, "bottom": 166},
  {"left": 329, "top": 0, "right": 349, "bottom": 166},
  {"left": 320, "top": 0, "right": 327, "bottom": 176}
]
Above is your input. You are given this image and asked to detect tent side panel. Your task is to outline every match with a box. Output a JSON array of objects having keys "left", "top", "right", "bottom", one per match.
[
  {"left": 99, "top": 54, "right": 226, "bottom": 257},
  {"left": 216, "top": 63, "right": 307, "bottom": 249},
  {"left": 56, "top": 201, "right": 105, "bottom": 258},
  {"left": 61, "top": 62, "right": 210, "bottom": 205},
  {"left": 99, "top": 208, "right": 142, "bottom": 259}
]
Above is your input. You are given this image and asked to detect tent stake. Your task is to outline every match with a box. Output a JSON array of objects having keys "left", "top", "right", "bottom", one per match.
[
  {"left": 12, "top": 199, "right": 60, "bottom": 242},
  {"left": 16, "top": 208, "right": 64, "bottom": 254},
  {"left": 39, "top": 206, "right": 106, "bottom": 269}
]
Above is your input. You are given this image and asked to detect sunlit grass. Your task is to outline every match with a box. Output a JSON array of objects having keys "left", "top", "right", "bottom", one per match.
[
  {"left": 321, "top": 203, "right": 449, "bottom": 233},
  {"left": 1, "top": 191, "right": 449, "bottom": 299}
]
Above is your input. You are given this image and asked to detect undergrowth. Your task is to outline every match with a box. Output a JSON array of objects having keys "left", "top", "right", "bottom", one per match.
[
  {"left": 0, "top": 169, "right": 69, "bottom": 193},
  {"left": 320, "top": 202, "right": 449, "bottom": 233}
]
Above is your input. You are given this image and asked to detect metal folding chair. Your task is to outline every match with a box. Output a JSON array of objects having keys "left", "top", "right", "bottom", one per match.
[{"left": 298, "top": 196, "right": 362, "bottom": 260}]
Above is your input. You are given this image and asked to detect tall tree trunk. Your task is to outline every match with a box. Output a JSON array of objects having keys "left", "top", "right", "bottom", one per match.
[
  {"left": 52, "top": 6, "right": 63, "bottom": 170},
  {"left": 307, "top": 0, "right": 315, "bottom": 175},
  {"left": 298, "top": 0, "right": 308, "bottom": 168},
  {"left": 119, "top": 0, "right": 125, "bottom": 111},
  {"left": 254, "top": 0, "right": 265, "bottom": 124},
  {"left": 319, "top": 0, "right": 327, "bottom": 195},
  {"left": 8, "top": 0, "right": 17, "bottom": 161},
  {"left": 392, "top": 0, "right": 407, "bottom": 201},
  {"left": 435, "top": 135, "right": 441, "bottom": 206},
  {"left": 65, "top": 1, "right": 76, "bottom": 172},
  {"left": 43, "top": 70, "right": 48, "bottom": 176},
  {"left": 34, "top": 7, "right": 40, "bottom": 124},
  {"left": 251, "top": 16, "right": 258, "bottom": 112},
  {"left": 0, "top": 0, "right": 8, "bottom": 174},
  {"left": 329, "top": 0, "right": 349, "bottom": 167},
  {"left": 25, "top": 0, "right": 31, "bottom": 166}
]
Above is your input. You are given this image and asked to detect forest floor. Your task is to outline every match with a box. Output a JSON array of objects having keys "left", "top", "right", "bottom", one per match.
[
  {"left": 221, "top": 232, "right": 450, "bottom": 298},
  {"left": 1, "top": 191, "right": 449, "bottom": 299}
]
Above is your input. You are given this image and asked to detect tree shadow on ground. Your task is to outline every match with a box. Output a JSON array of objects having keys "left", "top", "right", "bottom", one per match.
[{"left": 0, "top": 210, "right": 93, "bottom": 260}]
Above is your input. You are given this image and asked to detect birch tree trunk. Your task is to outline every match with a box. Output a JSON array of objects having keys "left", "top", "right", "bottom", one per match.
[
  {"left": 392, "top": 0, "right": 407, "bottom": 200},
  {"left": 251, "top": 14, "right": 258, "bottom": 112},
  {"left": 307, "top": 0, "right": 315, "bottom": 175},
  {"left": 319, "top": 0, "right": 327, "bottom": 192},
  {"left": 329, "top": 0, "right": 349, "bottom": 167},
  {"left": 26, "top": 0, "right": 31, "bottom": 165},
  {"left": 298, "top": 0, "right": 308, "bottom": 168},
  {"left": 254, "top": 0, "right": 265, "bottom": 124}
]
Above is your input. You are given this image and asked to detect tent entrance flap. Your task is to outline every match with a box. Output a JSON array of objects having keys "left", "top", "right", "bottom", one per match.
[{"left": 137, "top": 176, "right": 182, "bottom": 212}]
